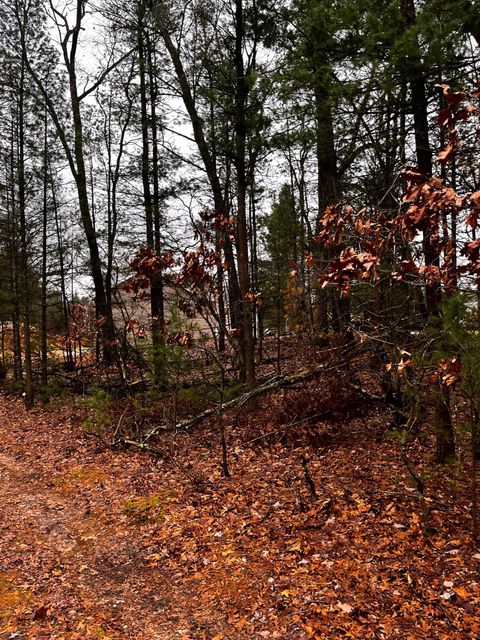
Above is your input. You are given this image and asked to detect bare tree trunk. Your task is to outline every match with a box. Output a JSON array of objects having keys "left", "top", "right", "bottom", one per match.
[
  {"left": 313, "top": 85, "right": 338, "bottom": 334},
  {"left": 234, "top": 0, "right": 255, "bottom": 386},
  {"left": 147, "top": 36, "right": 167, "bottom": 385},
  {"left": 157, "top": 21, "right": 246, "bottom": 378},
  {"left": 400, "top": 0, "right": 441, "bottom": 318},
  {"left": 41, "top": 106, "right": 49, "bottom": 387},
  {"left": 17, "top": 58, "right": 34, "bottom": 407},
  {"left": 6, "top": 141, "right": 23, "bottom": 382},
  {"left": 51, "top": 172, "right": 73, "bottom": 368},
  {"left": 400, "top": 0, "right": 454, "bottom": 463}
]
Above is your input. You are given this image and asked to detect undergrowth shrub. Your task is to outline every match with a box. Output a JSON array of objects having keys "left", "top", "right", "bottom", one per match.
[
  {"left": 38, "top": 377, "right": 69, "bottom": 404},
  {"left": 78, "top": 387, "right": 113, "bottom": 435}
]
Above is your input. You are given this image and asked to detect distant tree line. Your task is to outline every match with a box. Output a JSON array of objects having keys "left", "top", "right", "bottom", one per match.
[{"left": 0, "top": 0, "right": 479, "bottom": 439}]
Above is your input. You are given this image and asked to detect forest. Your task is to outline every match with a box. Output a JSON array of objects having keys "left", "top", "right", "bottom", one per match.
[{"left": 0, "top": 0, "right": 480, "bottom": 638}]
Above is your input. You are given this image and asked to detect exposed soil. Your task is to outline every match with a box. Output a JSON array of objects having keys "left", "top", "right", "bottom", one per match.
[{"left": 0, "top": 396, "right": 197, "bottom": 639}]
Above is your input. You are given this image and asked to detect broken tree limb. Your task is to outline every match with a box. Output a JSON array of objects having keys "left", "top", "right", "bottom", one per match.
[
  {"left": 345, "top": 380, "right": 384, "bottom": 402},
  {"left": 345, "top": 379, "right": 408, "bottom": 430},
  {"left": 122, "top": 360, "right": 395, "bottom": 449},
  {"left": 141, "top": 363, "right": 333, "bottom": 442}
]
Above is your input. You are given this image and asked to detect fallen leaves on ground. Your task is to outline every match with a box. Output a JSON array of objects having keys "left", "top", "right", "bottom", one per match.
[{"left": 0, "top": 384, "right": 479, "bottom": 639}]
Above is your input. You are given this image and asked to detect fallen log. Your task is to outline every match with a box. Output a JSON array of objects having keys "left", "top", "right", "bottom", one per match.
[
  {"left": 117, "top": 359, "right": 394, "bottom": 449},
  {"left": 139, "top": 363, "right": 332, "bottom": 442}
]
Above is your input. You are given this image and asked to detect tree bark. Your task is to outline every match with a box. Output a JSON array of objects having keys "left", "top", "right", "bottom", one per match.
[
  {"left": 234, "top": 0, "right": 255, "bottom": 386},
  {"left": 400, "top": 0, "right": 441, "bottom": 318},
  {"left": 41, "top": 106, "right": 49, "bottom": 387},
  {"left": 137, "top": 8, "right": 166, "bottom": 384},
  {"left": 17, "top": 57, "right": 34, "bottom": 407},
  {"left": 400, "top": 0, "right": 455, "bottom": 462}
]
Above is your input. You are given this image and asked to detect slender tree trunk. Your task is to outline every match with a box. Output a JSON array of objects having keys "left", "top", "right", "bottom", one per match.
[
  {"left": 41, "top": 106, "right": 49, "bottom": 386},
  {"left": 313, "top": 84, "right": 350, "bottom": 334},
  {"left": 215, "top": 229, "right": 227, "bottom": 352},
  {"left": 400, "top": 0, "right": 441, "bottom": 318},
  {"left": 147, "top": 37, "right": 167, "bottom": 385},
  {"left": 108, "top": 63, "right": 135, "bottom": 368},
  {"left": 71, "top": 89, "right": 117, "bottom": 364},
  {"left": 7, "top": 143, "right": 23, "bottom": 382},
  {"left": 248, "top": 182, "right": 256, "bottom": 343},
  {"left": 17, "top": 59, "right": 34, "bottom": 407},
  {"left": 158, "top": 21, "right": 245, "bottom": 377},
  {"left": 205, "top": 68, "right": 227, "bottom": 352},
  {"left": 51, "top": 173, "right": 73, "bottom": 368},
  {"left": 10, "top": 227, "right": 22, "bottom": 382},
  {"left": 137, "top": 13, "right": 166, "bottom": 384},
  {"left": 400, "top": 0, "right": 454, "bottom": 463},
  {"left": 234, "top": 0, "right": 255, "bottom": 386}
]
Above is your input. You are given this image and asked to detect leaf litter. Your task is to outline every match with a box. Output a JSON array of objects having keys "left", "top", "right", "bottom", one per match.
[{"left": 0, "top": 384, "right": 479, "bottom": 639}]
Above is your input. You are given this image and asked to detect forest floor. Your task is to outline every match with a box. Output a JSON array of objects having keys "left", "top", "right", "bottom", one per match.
[{"left": 0, "top": 363, "right": 479, "bottom": 639}]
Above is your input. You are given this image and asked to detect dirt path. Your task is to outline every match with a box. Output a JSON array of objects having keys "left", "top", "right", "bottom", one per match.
[{"left": 0, "top": 396, "right": 204, "bottom": 640}]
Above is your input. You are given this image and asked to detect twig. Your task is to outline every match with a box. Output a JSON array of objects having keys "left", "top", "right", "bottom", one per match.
[
  {"left": 112, "top": 404, "right": 129, "bottom": 440},
  {"left": 301, "top": 454, "right": 317, "bottom": 499}
]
